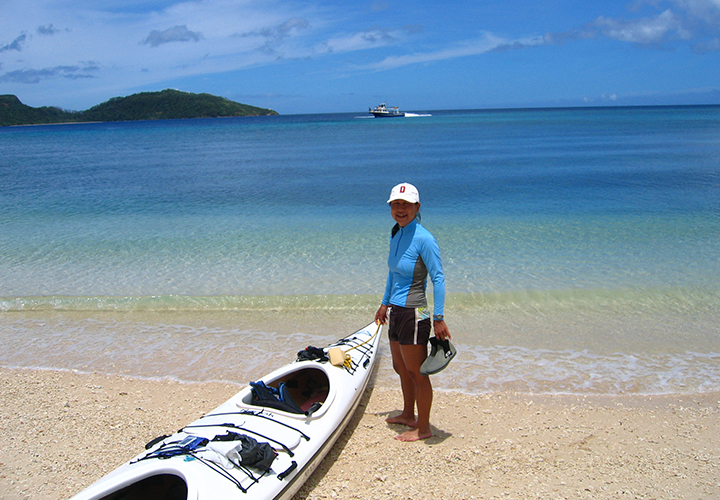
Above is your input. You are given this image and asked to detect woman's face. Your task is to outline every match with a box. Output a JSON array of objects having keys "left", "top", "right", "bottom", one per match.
[{"left": 390, "top": 200, "right": 421, "bottom": 227}]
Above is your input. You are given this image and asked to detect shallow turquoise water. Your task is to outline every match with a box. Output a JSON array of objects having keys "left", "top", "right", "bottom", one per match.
[{"left": 1, "top": 107, "right": 719, "bottom": 394}]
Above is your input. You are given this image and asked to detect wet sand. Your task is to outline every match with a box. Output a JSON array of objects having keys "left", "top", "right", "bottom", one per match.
[{"left": 0, "top": 367, "right": 718, "bottom": 499}]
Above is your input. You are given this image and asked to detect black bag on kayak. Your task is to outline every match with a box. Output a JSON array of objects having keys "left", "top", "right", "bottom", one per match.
[
  {"left": 214, "top": 432, "right": 277, "bottom": 472},
  {"left": 296, "top": 346, "right": 328, "bottom": 362},
  {"left": 250, "top": 380, "right": 304, "bottom": 414},
  {"left": 236, "top": 434, "right": 276, "bottom": 472}
]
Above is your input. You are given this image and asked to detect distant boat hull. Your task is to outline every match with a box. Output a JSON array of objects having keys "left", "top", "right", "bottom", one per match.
[{"left": 371, "top": 111, "right": 405, "bottom": 118}]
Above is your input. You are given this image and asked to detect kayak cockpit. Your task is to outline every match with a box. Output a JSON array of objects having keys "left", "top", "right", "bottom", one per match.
[
  {"left": 97, "top": 473, "right": 186, "bottom": 500},
  {"left": 241, "top": 366, "right": 332, "bottom": 416}
]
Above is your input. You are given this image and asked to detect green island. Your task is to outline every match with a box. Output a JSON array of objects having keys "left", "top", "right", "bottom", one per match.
[{"left": 0, "top": 89, "right": 278, "bottom": 126}]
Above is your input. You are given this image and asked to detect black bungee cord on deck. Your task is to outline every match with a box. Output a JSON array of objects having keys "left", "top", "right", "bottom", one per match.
[
  {"left": 182, "top": 422, "right": 295, "bottom": 457},
  {"left": 200, "top": 409, "right": 311, "bottom": 441}
]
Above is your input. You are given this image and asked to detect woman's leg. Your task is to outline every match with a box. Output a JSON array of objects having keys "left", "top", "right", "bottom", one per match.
[
  {"left": 395, "top": 343, "right": 432, "bottom": 441},
  {"left": 386, "top": 340, "right": 418, "bottom": 427}
]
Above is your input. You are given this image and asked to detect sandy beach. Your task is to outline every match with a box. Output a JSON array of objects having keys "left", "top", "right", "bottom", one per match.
[{"left": 0, "top": 367, "right": 718, "bottom": 500}]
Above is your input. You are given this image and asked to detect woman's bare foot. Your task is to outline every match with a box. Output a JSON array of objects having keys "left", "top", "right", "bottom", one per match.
[
  {"left": 385, "top": 413, "right": 417, "bottom": 427},
  {"left": 395, "top": 428, "right": 432, "bottom": 442}
]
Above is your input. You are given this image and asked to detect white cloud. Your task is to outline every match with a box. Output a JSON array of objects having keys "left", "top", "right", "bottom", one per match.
[
  {"left": 0, "top": 64, "right": 99, "bottom": 84},
  {"left": 357, "top": 32, "right": 543, "bottom": 71},
  {"left": 591, "top": 9, "right": 689, "bottom": 44},
  {"left": 0, "top": 1, "right": 311, "bottom": 82},
  {"left": 37, "top": 24, "right": 65, "bottom": 36},
  {"left": 671, "top": 0, "right": 720, "bottom": 24},
  {"left": 0, "top": 35, "right": 25, "bottom": 53},
  {"left": 141, "top": 25, "right": 203, "bottom": 47},
  {"left": 319, "top": 27, "right": 404, "bottom": 54},
  {"left": 2, "top": 0, "right": 720, "bottom": 111},
  {"left": 541, "top": 1, "right": 720, "bottom": 52},
  {"left": 234, "top": 17, "right": 310, "bottom": 55},
  {"left": 354, "top": 0, "right": 720, "bottom": 72}
]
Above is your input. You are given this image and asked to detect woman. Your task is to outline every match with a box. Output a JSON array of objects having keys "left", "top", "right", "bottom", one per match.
[{"left": 375, "top": 182, "right": 451, "bottom": 442}]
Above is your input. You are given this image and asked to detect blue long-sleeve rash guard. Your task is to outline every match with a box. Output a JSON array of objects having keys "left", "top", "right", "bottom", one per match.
[{"left": 382, "top": 218, "right": 446, "bottom": 318}]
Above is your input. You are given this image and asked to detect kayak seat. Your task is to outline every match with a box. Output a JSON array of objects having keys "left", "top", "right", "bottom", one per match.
[
  {"left": 248, "top": 368, "right": 330, "bottom": 415},
  {"left": 250, "top": 380, "right": 304, "bottom": 414},
  {"left": 300, "top": 391, "right": 328, "bottom": 412}
]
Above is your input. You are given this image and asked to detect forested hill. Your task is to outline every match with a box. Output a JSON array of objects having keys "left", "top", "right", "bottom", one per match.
[
  {"left": 0, "top": 89, "right": 278, "bottom": 126},
  {"left": 0, "top": 95, "right": 77, "bottom": 126}
]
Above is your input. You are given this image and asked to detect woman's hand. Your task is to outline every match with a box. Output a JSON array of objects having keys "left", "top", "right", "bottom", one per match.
[
  {"left": 375, "top": 304, "right": 389, "bottom": 325},
  {"left": 433, "top": 320, "right": 451, "bottom": 341}
]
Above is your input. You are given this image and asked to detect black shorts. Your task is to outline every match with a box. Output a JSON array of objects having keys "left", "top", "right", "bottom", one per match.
[{"left": 388, "top": 305, "right": 431, "bottom": 345}]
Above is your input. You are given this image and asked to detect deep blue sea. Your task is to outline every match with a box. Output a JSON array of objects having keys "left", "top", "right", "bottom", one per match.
[{"left": 1, "top": 106, "right": 719, "bottom": 395}]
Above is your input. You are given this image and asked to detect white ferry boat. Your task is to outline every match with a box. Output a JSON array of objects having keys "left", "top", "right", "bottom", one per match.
[{"left": 369, "top": 103, "right": 405, "bottom": 117}]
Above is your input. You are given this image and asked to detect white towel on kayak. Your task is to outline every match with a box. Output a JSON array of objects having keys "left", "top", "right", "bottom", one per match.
[{"left": 195, "top": 441, "right": 243, "bottom": 470}]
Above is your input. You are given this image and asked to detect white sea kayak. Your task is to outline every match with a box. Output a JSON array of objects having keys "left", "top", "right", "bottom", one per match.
[{"left": 69, "top": 322, "right": 382, "bottom": 500}]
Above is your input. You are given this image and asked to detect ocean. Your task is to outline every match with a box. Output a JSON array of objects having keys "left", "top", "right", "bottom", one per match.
[{"left": 1, "top": 106, "right": 718, "bottom": 395}]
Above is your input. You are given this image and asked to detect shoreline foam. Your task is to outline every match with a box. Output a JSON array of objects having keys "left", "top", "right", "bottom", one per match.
[{"left": 2, "top": 302, "right": 719, "bottom": 396}]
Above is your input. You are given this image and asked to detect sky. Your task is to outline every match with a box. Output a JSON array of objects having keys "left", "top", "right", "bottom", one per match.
[{"left": 2, "top": 0, "right": 720, "bottom": 114}]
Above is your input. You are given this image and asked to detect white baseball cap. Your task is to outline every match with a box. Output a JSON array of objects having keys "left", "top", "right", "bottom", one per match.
[{"left": 387, "top": 183, "right": 420, "bottom": 204}]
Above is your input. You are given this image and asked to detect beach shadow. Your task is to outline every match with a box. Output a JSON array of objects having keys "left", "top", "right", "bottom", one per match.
[
  {"left": 291, "top": 370, "right": 379, "bottom": 499},
  {"left": 386, "top": 423, "right": 453, "bottom": 444},
  {"left": 381, "top": 410, "right": 453, "bottom": 444},
  {"left": 424, "top": 427, "right": 452, "bottom": 444}
]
